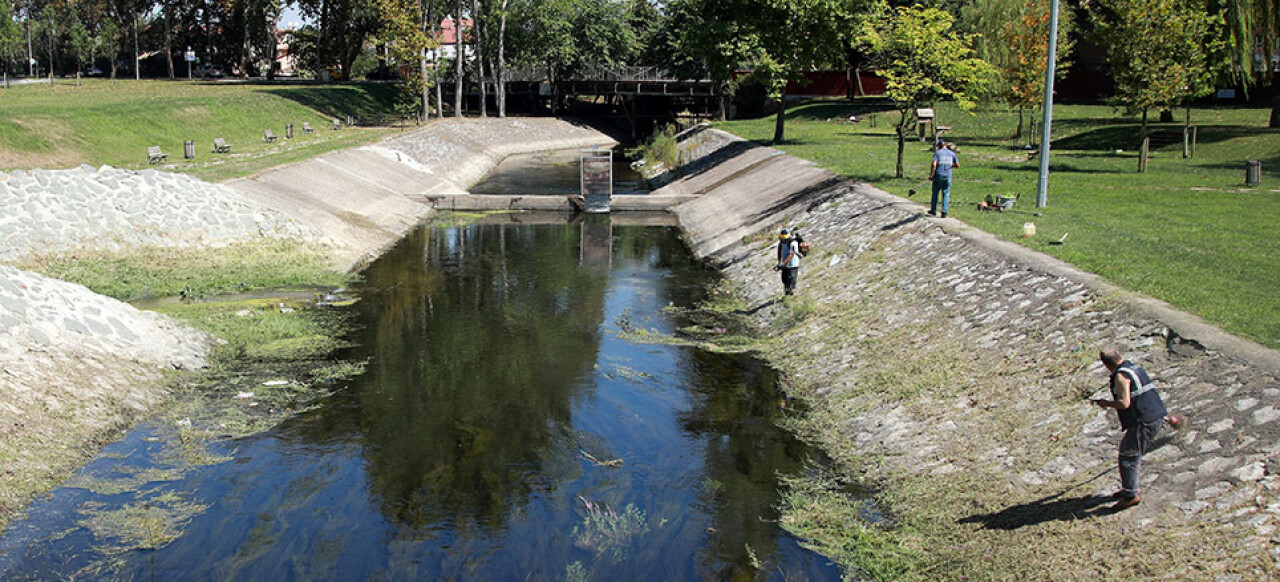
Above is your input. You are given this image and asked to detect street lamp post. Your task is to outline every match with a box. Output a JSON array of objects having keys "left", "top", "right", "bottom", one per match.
[{"left": 1035, "top": 0, "right": 1061, "bottom": 208}]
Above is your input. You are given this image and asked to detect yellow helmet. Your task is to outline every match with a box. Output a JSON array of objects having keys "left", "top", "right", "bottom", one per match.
[{"left": 779, "top": 228, "right": 791, "bottom": 240}]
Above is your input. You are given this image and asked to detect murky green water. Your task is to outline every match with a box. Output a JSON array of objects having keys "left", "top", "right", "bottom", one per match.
[{"left": 0, "top": 220, "right": 840, "bottom": 580}]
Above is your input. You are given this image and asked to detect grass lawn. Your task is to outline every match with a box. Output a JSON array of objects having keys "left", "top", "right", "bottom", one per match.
[
  {"left": 0, "top": 79, "right": 412, "bottom": 182},
  {"left": 716, "top": 101, "right": 1280, "bottom": 349}
]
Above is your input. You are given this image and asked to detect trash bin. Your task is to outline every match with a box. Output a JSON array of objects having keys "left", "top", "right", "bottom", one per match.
[
  {"left": 286, "top": 124, "right": 293, "bottom": 139},
  {"left": 1246, "top": 160, "right": 1262, "bottom": 186},
  {"left": 184, "top": 140, "right": 195, "bottom": 159}
]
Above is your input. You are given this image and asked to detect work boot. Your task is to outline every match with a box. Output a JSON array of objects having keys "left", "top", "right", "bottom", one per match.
[{"left": 1111, "top": 495, "right": 1141, "bottom": 511}]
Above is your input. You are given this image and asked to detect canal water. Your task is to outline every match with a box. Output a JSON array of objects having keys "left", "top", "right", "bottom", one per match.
[{"left": 0, "top": 219, "right": 841, "bottom": 580}]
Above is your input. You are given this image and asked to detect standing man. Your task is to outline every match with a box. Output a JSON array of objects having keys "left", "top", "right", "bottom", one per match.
[
  {"left": 1092, "top": 348, "right": 1169, "bottom": 510},
  {"left": 774, "top": 228, "right": 801, "bottom": 296},
  {"left": 928, "top": 140, "right": 959, "bottom": 218}
]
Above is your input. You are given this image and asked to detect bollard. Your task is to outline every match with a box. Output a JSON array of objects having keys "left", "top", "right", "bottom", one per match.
[
  {"left": 285, "top": 124, "right": 293, "bottom": 139},
  {"left": 184, "top": 140, "right": 195, "bottom": 159},
  {"left": 1246, "top": 160, "right": 1262, "bottom": 186}
]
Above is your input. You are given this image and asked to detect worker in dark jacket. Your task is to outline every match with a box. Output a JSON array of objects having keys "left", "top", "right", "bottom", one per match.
[{"left": 1092, "top": 348, "right": 1171, "bottom": 510}]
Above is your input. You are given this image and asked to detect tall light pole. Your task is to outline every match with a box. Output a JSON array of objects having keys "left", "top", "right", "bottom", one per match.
[{"left": 1035, "top": 0, "right": 1061, "bottom": 208}]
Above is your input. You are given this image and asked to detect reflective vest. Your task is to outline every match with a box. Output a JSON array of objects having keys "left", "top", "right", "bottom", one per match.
[
  {"left": 778, "top": 240, "right": 800, "bottom": 268},
  {"left": 1110, "top": 362, "right": 1167, "bottom": 429}
]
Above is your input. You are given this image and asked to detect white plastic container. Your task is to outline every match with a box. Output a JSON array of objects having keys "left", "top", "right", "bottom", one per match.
[{"left": 1022, "top": 222, "right": 1036, "bottom": 238}]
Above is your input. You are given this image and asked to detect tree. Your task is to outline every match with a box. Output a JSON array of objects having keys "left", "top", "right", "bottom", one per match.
[
  {"left": 68, "top": 10, "right": 95, "bottom": 84},
  {"left": 658, "top": 0, "right": 755, "bottom": 120},
  {"left": 860, "top": 2, "right": 994, "bottom": 178},
  {"left": 0, "top": 0, "right": 21, "bottom": 87},
  {"left": 961, "top": 0, "right": 1074, "bottom": 143},
  {"left": 1215, "top": 0, "right": 1280, "bottom": 126},
  {"left": 1089, "top": 0, "right": 1223, "bottom": 169},
  {"left": 379, "top": 0, "right": 442, "bottom": 118}
]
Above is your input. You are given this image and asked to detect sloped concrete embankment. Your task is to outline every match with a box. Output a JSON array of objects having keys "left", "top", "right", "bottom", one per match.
[
  {"left": 665, "top": 129, "right": 1280, "bottom": 575},
  {"left": 228, "top": 117, "right": 617, "bottom": 269}
]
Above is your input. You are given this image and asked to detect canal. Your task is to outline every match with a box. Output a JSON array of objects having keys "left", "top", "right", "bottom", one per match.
[{"left": 0, "top": 218, "right": 841, "bottom": 580}]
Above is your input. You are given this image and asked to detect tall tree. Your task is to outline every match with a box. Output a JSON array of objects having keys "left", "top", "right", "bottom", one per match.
[
  {"left": 961, "top": 0, "right": 1074, "bottom": 143},
  {"left": 860, "top": 2, "right": 994, "bottom": 177},
  {"left": 495, "top": 0, "right": 506, "bottom": 116},
  {"left": 0, "top": 0, "right": 21, "bottom": 86},
  {"left": 380, "top": 0, "right": 442, "bottom": 118},
  {"left": 472, "top": 0, "right": 485, "bottom": 116},
  {"left": 68, "top": 9, "right": 95, "bottom": 84},
  {"left": 453, "top": 0, "right": 463, "bottom": 115}
]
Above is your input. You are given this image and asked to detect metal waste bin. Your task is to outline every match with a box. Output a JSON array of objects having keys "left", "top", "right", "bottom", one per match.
[
  {"left": 286, "top": 124, "right": 293, "bottom": 139},
  {"left": 1246, "top": 160, "right": 1262, "bottom": 186},
  {"left": 184, "top": 140, "right": 195, "bottom": 159}
]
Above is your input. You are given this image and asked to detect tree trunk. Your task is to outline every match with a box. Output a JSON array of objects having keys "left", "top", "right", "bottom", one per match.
[
  {"left": 1139, "top": 108, "right": 1149, "bottom": 173},
  {"left": 1159, "top": 109, "right": 1173, "bottom": 123},
  {"left": 473, "top": 0, "right": 485, "bottom": 117},
  {"left": 772, "top": 90, "right": 786, "bottom": 143},
  {"left": 1271, "top": 94, "right": 1280, "bottom": 128},
  {"left": 164, "top": 5, "right": 174, "bottom": 79},
  {"left": 453, "top": 1, "right": 463, "bottom": 117},
  {"left": 895, "top": 123, "right": 906, "bottom": 179},
  {"left": 497, "top": 0, "right": 507, "bottom": 118},
  {"left": 1015, "top": 107, "right": 1024, "bottom": 141}
]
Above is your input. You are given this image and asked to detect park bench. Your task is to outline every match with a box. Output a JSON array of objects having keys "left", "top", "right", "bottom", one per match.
[
  {"left": 147, "top": 146, "right": 168, "bottom": 164},
  {"left": 263, "top": 129, "right": 278, "bottom": 143},
  {"left": 213, "top": 138, "right": 232, "bottom": 153},
  {"left": 302, "top": 122, "right": 315, "bottom": 133},
  {"left": 331, "top": 118, "right": 342, "bottom": 130}
]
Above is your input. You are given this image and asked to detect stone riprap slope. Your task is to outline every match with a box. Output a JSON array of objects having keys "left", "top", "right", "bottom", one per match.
[
  {"left": 0, "top": 264, "right": 211, "bottom": 518},
  {"left": 0, "top": 166, "right": 319, "bottom": 263},
  {"left": 670, "top": 129, "right": 1280, "bottom": 578}
]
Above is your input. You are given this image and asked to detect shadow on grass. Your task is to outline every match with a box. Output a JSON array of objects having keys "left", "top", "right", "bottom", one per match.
[
  {"left": 956, "top": 469, "right": 1115, "bottom": 530},
  {"left": 987, "top": 161, "right": 1121, "bottom": 175},
  {"left": 733, "top": 298, "right": 781, "bottom": 316},
  {"left": 1052, "top": 125, "right": 1266, "bottom": 152},
  {"left": 256, "top": 84, "right": 404, "bottom": 122},
  {"left": 782, "top": 101, "right": 900, "bottom": 122}
]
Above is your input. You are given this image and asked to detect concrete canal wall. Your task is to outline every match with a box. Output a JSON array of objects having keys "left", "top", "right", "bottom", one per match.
[{"left": 663, "top": 128, "right": 1280, "bottom": 573}]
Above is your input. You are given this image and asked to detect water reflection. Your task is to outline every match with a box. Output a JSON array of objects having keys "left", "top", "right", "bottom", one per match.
[
  {"left": 335, "top": 224, "right": 608, "bottom": 531},
  {"left": 0, "top": 220, "right": 841, "bottom": 581}
]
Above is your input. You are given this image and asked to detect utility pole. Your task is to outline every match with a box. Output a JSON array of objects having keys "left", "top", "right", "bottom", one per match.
[{"left": 1035, "top": 0, "right": 1061, "bottom": 208}]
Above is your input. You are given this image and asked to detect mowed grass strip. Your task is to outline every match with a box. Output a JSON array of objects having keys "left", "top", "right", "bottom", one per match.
[
  {"left": 717, "top": 102, "right": 1280, "bottom": 348},
  {"left": 0, "top": 80, "right": 407, "bottom": 181}
]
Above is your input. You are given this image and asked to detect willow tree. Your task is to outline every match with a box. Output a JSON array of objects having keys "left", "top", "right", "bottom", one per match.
[
  {"left": 1215, "top": 0, "right": 1280, "bottom": 125},
  {"left": 861, "top": 2, "right": 994, "bottom": 178}
]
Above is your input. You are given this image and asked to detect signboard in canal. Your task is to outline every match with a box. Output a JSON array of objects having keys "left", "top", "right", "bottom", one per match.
[{"left": 580, "top": 149, "right": 613, "bottom": 213}]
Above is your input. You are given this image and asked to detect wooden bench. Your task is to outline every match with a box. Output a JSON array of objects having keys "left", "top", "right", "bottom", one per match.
[
  {"left": 331, "top": 118, "right": 342, "bottom": 130},
  {"left": 213, "top": 138, "right": 232, "bottom": 153},
  {"left": 302, "top": 122, "right": 315, "bottom": 133},
  {"left": 263, "top": 129, "right": 278, "bottom": 143},
  {"left": 147, "top": 146, "right": 168, "bottom": 164}
]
